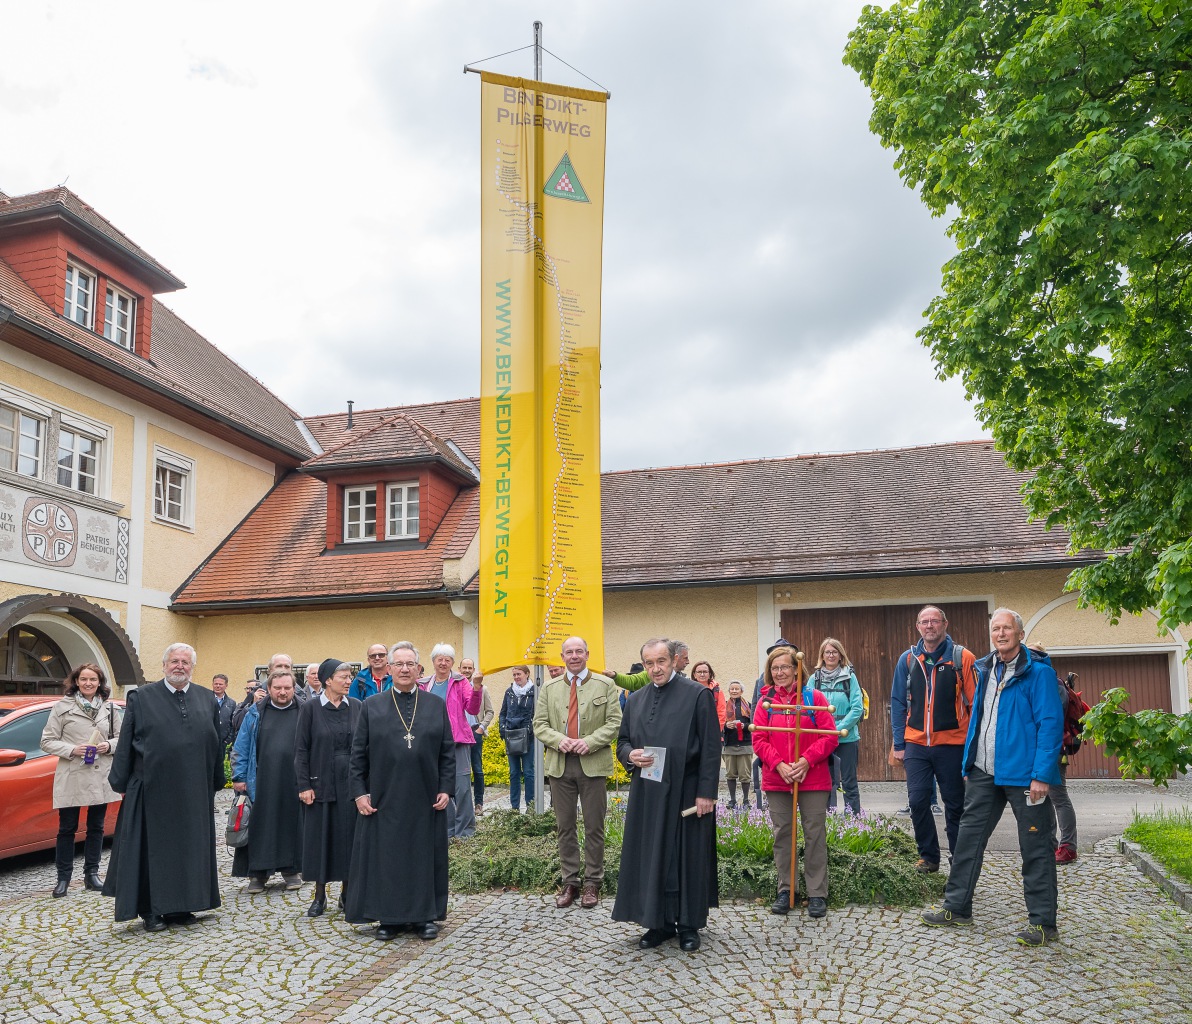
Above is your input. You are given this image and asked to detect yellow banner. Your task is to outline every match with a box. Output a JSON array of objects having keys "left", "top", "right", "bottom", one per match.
[{"left": 479, "top": 72, "right": 607, "bottom": 673}]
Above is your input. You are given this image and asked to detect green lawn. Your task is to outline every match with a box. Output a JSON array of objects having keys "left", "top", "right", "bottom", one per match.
[{"left": 1125, "top": 807, "right": 1192, "bottom": 884}]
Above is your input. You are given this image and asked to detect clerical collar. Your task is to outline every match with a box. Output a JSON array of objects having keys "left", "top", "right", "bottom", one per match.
[
  {"left": 164, "top": 680, "right": 191, "bottom": 694},
  {"left": 270, "top": 700, "right": 295, "bottom": 710},
  {"left": 652, "top": 671, "right": 677, "bottom": 688},
  {"left": 393, "top": 686, "right": 418, "bottom": 695}
]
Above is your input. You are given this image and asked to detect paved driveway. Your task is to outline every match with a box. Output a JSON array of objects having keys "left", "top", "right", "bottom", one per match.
[{"left": 1, "top": 792, "right": 1189, "bottom": 1024}]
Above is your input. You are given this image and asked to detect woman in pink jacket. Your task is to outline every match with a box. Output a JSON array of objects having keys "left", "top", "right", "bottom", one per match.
[
  {"left": 417, "top": 642, "right": 484, "bottom": 838},
  {"left": 752, "top": 645, "right": 838, "bottom": 919}
]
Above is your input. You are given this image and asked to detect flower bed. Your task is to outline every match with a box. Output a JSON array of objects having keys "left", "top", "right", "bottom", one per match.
[{"left": 449, "top": 801, "right": 946, "bottom": 908}]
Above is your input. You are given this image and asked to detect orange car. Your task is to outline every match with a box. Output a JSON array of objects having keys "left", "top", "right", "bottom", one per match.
[{"left": 0, "top": 695, "right": 122, "bottom": 859}]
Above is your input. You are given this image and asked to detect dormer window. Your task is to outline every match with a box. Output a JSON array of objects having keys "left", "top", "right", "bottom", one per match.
[
  {"left": 387, "top": 482, "right": 420, "bottom": 539},
  {"left": 103, "top": 285, "right": 136, "bottom": 349},
  {"left": 344, "top": 486, "right": 377, "bottom": 542},
  {"left": 64, "top": 263, "right": 95, "bottom": 328}
]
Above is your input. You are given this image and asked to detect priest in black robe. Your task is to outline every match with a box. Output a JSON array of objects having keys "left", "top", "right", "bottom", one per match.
[
  {"left": 612, "top": 638, "right": 721, "bottom": 952},
  {"left": 345, "top": 640, "right": 455, "bottom": 941},
  {"left": 103, "top": 643, "right": 224, "bottom": 931},
  {"left": 231, "top": 669, "right": 304, "bottom": 891}
]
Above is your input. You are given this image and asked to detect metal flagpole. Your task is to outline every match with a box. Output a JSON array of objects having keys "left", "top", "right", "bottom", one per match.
[{"left": 531, "top": 19, "right": 547, "bottom": 819}]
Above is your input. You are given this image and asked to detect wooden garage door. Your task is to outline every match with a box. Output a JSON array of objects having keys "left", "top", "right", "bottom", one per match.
[
  {"left": 1047, "top": 653, "right": 1172, "bottom": 779},
  {"left": 781, "top": 602, "right": 991, "bottom": 781}
]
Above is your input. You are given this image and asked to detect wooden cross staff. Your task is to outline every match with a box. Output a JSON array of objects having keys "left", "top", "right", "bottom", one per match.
[{"left": 751, "top": 700, "right": 844, "bottom": 903}]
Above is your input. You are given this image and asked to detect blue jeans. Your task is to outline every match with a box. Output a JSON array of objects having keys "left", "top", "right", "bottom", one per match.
[{"left": 508, "top": 748, "right": 535, "bottom": 810}]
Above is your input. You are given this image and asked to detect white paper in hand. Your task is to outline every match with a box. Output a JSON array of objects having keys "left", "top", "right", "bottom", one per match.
[{"left": 640, "top": 746, "right": 666, "bottom": 782}]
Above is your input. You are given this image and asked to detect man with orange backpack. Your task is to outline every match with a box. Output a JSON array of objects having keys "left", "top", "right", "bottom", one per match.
[{"left": 890, "top": 605, "right": 978, "bottom": 873}]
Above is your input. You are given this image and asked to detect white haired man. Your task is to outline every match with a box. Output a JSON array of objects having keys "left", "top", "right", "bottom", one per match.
[
  {"left": 103, "top": 643, "right": 224, "bottom": 931},
  {"left": 922, "top": 608, "right": 1064, "bottom": 946},
  {"left": 416, "top": 643, "right": 483, "bottom": 838}
]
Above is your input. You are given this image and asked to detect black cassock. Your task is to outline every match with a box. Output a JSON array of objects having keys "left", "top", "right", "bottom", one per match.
[
  {"left": 233, "top": 700, "right": 302, "bottom": 877},
  {"left": 611, "top": 675, "right": 721, "bottom": 930},
  {"left": 104, "top": 680, "right": 224, "bottom": 921},
  {"left": 294, "top": 696, "right": 360, "bottom": 883},
  {"left": 345, "top": 687, "right": 454, "bottom": 925}
]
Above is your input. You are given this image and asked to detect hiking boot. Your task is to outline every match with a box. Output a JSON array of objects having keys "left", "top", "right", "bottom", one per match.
[
  {"left": 915, "top": 858, "right": 940, "bottom": 874},
  {"left": 921, "top": 907, "right": 973, "bottom": 927},
  {"left": 1055, "top": 845, "right": 1078, "bottom": 864},
  {"left": 770, "top": 890, "right": 790, "bottom": 916},
  {"left": 807, "top": 897, "right": 827, "bottom": 919},
  {"left": 1016, "top": 923, "right": 1059, "bottom": 946}
]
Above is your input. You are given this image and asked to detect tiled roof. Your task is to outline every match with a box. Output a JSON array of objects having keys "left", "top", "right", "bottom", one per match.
[
  {"left": 305, "top": 398, "right": 481, "bottom": 465},
  {"left": 0, "top": 188, "right": 183, "bottom": 289},
  {"left": 171, "top": 473, "right": 474, "bottom": 608},
  {"left": 174, "top": 394, "right": 1087, "bottom": 610},
  {"left": 302, "top": 412, "right": 477, "bottom": 481},
  {"left": 0, "top": 256, "right": 312, "bottom": 461},
  {"left": 599, "top": 441, "right": 1082, "bottom": 586}
]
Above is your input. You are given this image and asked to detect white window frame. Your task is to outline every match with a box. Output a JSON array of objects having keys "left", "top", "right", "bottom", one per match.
[
  {"left": 0, "top": 400, "right": 46, "bottom": 479},
  {"left": 64, "top": 263, "right": 95, "bottom": 328},
  {"left": 153, "top": 446, "right": 195, "bottom": 530},
  {"left": 343, "top": 486, "right": 377, "bottom": 543},
  {"left": 56, "top": 426, "right": 102, "bottom": 495},
  {"left": 103, "top": 285, "right": 136, "bottom": 349},
  {"left": 385, "top": 481, "right": 420, "bottom": 540}
]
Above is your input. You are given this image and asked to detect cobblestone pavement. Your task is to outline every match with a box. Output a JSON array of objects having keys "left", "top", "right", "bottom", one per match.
[{"left": 2, "top": 804, "right": 1190, "bottom": 1024}]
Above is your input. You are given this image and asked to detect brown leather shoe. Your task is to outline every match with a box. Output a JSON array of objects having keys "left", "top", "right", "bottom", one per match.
[
  {"left": 580, "top": 884, "right": 599, "bottom": 909},
  {"left": 555, "top": 884, "right": 580, "bottom": 908}
]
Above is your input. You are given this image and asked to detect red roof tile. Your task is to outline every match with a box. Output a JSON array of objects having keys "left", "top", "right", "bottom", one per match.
[
  {"left": 0, "top": 187, "right": 183, "bottom": 290},
  {"left": 0, "top": 256, "right": 312, "bottom": 460},
  {"left": 303, "top": 412, "right": 477, "bottom": 482},
  {"left": 171, "top": 473, "right": 476, "bottom": 609},
  {"left": 173, "top": 395, "right": 1087, "bottom": 610},
  {"left": 305, "top": 398, "right": 481, "bottom": 465}
]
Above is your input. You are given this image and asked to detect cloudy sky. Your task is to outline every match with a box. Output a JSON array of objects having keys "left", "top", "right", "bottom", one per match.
[{"left": 1, "top": 1, "right": 982, "bottom": 471}]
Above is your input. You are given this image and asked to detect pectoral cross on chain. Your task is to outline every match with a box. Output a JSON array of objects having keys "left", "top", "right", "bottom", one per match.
[{"left": 404, "top": 731, "right": 414, "bottom": 749}]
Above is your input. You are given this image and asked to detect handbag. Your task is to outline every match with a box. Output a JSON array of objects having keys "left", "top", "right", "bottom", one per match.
[
  {"left": 225, "top": 793, "right": 252, "bottom": 847},
  {"left": 504, "top": 727, "right": 530, "bottom": 756}
]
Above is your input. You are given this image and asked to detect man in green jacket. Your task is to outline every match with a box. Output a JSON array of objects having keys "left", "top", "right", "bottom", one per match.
[{"left": 533, "top": 636, "right": 623, "bottom": 909}]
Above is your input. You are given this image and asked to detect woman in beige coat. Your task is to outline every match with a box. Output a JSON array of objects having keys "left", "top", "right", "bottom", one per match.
[{"left": 39, "top": 663, "right": 122, "bottom": 897}]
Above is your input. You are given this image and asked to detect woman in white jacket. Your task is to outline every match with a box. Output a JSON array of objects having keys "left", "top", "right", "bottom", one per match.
[{"left": 39, "top": 663, "right": 122, "bottom": 897}]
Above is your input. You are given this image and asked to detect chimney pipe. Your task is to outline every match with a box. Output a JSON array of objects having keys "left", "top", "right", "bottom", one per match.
[{"left": 347, "top": 400, "right": 354, "bottom": 429}]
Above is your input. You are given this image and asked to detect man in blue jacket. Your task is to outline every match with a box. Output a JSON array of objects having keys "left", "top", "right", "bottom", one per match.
[{"left": 921, "top": 607, "right": 1063, "bottom": 946}]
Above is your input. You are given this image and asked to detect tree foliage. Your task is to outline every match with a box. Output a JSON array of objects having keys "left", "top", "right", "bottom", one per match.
[
  {"left": 1083, "top": 687, "right": 1192, "bottom": 784},
  {"left": 844, "top": 2, "right": 1192, "bottom": 630}
]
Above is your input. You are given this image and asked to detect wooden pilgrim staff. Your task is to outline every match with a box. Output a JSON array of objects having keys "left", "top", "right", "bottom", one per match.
[{"left": 749, "top": 651, "right": 846, "bottom": 903}]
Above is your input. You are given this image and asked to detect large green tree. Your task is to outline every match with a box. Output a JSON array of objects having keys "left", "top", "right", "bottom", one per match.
[{"left": 845, "top": 2, "right": 1192, "bottom": 631}]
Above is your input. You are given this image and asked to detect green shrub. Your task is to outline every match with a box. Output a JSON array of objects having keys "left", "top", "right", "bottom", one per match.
[
  {"left": 481, "top": 727, "right": 510, "bottom": 786},
  {"left": 449, "top": 802, "right": 946, "bottom": 908},
  {"left": 1125, "top": 807, "right": 1192, "bottom": 884}
]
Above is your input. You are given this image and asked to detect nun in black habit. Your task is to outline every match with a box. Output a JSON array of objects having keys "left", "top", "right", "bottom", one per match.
[
  {"left": 295, "top": 658, "right": 361, "bottom": 917},
  {"left": 345, "top": 641, "right": 455, "bottom": 941},
  {"left": 612, "top": 638, "right": 722, "bottom": 952}
]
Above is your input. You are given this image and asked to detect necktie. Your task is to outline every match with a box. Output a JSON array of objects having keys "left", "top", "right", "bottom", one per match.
[{"left": 567, "top": 677, "right": 579, "bottom": 740}]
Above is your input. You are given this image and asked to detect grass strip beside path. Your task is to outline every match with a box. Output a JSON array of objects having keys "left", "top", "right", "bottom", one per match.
[{"left": 1125, "top": 807, "right": 1192, "bottom": 884}]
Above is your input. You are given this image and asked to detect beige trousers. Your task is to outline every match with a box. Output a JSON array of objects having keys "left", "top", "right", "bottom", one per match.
[{"left": 768, "top": 788, "right": 829, "bottom": 898}]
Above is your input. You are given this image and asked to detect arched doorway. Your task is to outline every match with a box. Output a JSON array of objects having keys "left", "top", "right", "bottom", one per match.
[
  {"left": 0, "top": 594, "right": 145, "bottom": 693},
  {"left": 0, "top": 625, "right": 72, "bottom": 695}
]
